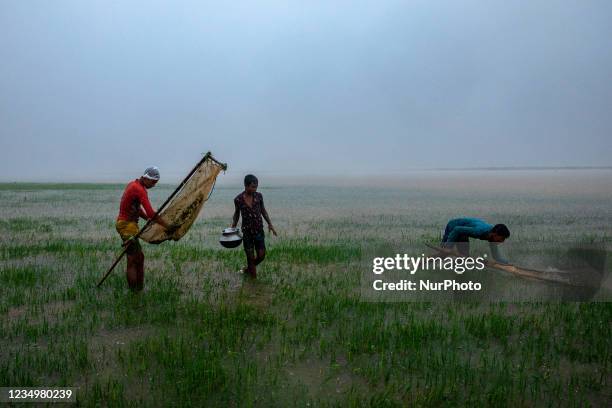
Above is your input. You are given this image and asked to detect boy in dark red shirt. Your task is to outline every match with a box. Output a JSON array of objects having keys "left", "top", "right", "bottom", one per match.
[
  {"left": 231, "top": 174, "right": 277, "bottom": 278},
  {"left": 116, "top": 166, "right": 168, "bottom": 291}
]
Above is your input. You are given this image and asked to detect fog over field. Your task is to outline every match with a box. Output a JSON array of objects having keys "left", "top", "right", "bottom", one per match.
[
  {"left": 1, "top": 1, "right": 612, "bottom": 181},
  {"left": 1, "top": 1, "right": 611, "bottom": 405},
  {"left": 1, "top": 171, "right": 610, "bottom": 404}
]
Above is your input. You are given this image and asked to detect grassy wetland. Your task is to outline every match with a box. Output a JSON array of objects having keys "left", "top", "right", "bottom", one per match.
[{"left": 1, "top": 171, "right": 611, "bottom": 406}]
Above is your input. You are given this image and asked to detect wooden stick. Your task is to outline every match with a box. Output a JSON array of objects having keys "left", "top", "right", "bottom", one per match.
[
  {"left": 96, "top": 152, "right": 225, "bottom": 287},
  {"left": 96, "top": 245, "right": 130, "bottom": 287}
]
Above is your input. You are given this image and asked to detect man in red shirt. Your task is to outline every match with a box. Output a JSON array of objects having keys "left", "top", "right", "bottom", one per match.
[{"left": 116, "top": 166, "right": 168, "bottom": 291}]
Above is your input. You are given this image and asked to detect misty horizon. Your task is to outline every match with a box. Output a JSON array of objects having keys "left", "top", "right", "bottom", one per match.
[
  {"left": 2, "top": 166, "right": 611, "bottom": 185},
  {"left": 2, "top": 1, "right": 612, "bottom": 182}
]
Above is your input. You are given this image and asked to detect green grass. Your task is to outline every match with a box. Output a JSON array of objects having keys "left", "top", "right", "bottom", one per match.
[{"left": 0, "top": 177, "right": 611, "bottom": 406}]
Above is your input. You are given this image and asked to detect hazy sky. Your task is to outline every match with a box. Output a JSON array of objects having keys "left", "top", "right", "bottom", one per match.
[{"left": 1, "top": 1, "right": 611, "bottom": 181}]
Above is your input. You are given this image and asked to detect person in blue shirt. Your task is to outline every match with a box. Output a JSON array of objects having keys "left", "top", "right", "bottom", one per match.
[{"left": 441, "top": 218, "right": 511, "bottom": 264}]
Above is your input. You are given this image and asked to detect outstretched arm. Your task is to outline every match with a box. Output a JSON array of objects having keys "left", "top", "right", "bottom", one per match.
[
  {"left": 139, "top": 195, "right": 156, "bottom": 221},
  {"left": 139, "top": 208, "right": 149, "bottom": 220},
  {"left": 261, "top": 200, "right": 277, "bottom": 236},
  {"left": 137, "top": 189, "right": 168, "bottom": 228},
  {"left": 489, "top": 242, "right": 510, "bottom": 264},
  {"left": 140, "top": 206, "right": 169, "bottom": 228}
]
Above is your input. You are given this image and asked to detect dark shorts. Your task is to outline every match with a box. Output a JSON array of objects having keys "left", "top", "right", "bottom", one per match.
[
  {"left": 442, "top": 225, "right": 470, "bottom": 256},
  {"left": 243, "top": 230, "right": 265, "bottom": 251},
  {"left": 442, "top": 241, "right": 470, "bottom": 256}
]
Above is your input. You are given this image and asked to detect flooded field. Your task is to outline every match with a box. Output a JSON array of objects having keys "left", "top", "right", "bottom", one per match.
[{"left": 1, "top": 170, "right": 611, "bottom": 406}]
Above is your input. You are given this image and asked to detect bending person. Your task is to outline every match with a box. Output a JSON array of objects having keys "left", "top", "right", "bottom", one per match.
[{"left": 441, "top": 217, "right": 510, "bottom": 264}]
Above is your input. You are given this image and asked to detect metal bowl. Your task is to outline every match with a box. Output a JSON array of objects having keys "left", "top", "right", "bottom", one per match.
[
  {"left": 222, "top": 227, "right": 241, "bottom": 236},
  {"left": 219, "top": 228, "right": 242, "bottom": 248}
]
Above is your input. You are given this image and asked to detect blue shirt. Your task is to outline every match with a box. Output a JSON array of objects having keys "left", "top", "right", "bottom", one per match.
[
  {"left": 442, "top": 217, "right": 492, "bottom": 242},
  {"left": 442, "top": 217, "right": 508, "bottom": 263}
]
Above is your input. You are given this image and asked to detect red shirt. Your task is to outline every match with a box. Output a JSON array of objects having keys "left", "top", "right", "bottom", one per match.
[{"left": 117, "top": 179, "right": 156, "bottom": 222}]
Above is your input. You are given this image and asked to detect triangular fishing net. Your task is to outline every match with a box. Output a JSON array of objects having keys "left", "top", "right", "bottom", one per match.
[{"left": 139, "top": 155, "right": 225, "bottom": 244}]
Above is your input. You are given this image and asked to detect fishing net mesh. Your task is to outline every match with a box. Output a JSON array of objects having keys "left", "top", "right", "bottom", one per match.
[{"left": 140, "top": 157, "right": 224, "bottom": 244}]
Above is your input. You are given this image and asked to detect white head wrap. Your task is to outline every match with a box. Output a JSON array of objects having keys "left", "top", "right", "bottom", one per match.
[{"left": 143, "top": 166, "right": 160, "bottom": 181}]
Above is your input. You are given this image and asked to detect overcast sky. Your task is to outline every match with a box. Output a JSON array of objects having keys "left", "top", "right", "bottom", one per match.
[{"left": 1, "top": 1, "right": 611, "bottom": 181}]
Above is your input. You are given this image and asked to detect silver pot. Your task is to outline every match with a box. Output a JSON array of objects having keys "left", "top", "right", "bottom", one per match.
[{"left": 219, "top": 227, "right": 242, "bottom": 248}]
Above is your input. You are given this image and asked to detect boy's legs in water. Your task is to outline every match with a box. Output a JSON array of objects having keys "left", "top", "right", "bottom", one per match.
[
  {"left": 243, "top": 231, "right": 265, "bottom": 278},
  {"left": 244, "top": 246, "right": 257, "bottom": 278}
]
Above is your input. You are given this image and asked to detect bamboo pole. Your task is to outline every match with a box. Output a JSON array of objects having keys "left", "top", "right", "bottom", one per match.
[{"left": 96, "top": 152, "right": 226, "bottom": 287}]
